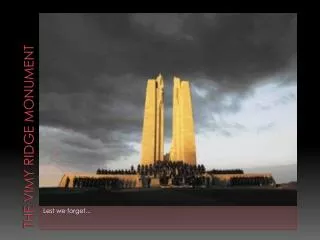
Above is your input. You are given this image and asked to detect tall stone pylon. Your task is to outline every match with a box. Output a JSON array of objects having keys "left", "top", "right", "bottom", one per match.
[
  {"left": 140, "top": 74, "right": 164, "bottom": 165},
  {"left": 170, "top": 77, "right": 197, "bottom": 165}
]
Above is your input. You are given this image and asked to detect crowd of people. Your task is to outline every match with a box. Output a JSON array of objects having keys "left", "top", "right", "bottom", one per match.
[
  {"left": 229, "top": 176, "right": 274, "bottom": 186},
  {"left": 96, "top": 163, "right": 245, "bottom": 177},
  {"left": 207, "top": 169, "right": 244, "bottom": 174},
  {"left": 90, "top": 161, "right": 274, "bottom": 188},
  {"left": 96, "top": 161, "right": 207, "bottom": 181},
  {"left": 94, "top": 161, "right": 209, "bottom": 188},
  {"left": 96, "top": 165, "right": 136, "bottom": 175},
  {"left": 137, "top": 161, "right": 206, "bottom": 178},
  {"left": 141, "top": 161, "right": 210, "bottom": 187},
  {"left": 171, "top": 175, "right": 213, "bottom": 187},
  {"left": 71, "top": 176, "right": 137, "bottom": 189},
  {"left": 66, "top": 175, "right": 274, "bottom": 189}
]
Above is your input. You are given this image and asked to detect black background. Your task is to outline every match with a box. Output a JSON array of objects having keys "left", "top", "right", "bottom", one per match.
[{"left": 2, "top": 11, "right": 319, "bottom": 240}]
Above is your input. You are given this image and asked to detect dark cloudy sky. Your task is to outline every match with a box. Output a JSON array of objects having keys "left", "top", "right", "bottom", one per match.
[{"left": 39, "top": 13, "right": 297, "bottom": 186}]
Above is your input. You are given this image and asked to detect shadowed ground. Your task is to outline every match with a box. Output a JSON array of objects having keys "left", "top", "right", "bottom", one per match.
[{"left": 39, "top": 187, "right": 297, "bottom": 206}]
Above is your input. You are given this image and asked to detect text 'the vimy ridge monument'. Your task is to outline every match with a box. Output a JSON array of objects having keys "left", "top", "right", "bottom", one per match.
[{"left": 140, "top": 74, "right": 197, "bottom": 166}]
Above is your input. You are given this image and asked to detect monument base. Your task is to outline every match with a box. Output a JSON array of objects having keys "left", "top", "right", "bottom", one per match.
[{"left": 59, "top": 172, "right": 275, "bottom": 189}]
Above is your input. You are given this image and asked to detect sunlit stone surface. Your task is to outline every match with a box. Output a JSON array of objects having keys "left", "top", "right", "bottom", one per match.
[
  {"left": 140, "top": 74, "right": 164, "bottom": 165},
  {"left": 170, "top": 77, "right": 197, "bottom": 165}
]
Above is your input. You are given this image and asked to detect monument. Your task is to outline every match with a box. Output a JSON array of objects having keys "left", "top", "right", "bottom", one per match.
[
  {"left": 57, "top": 74, "right": 275, "bottom": 189},
  {"left": 140, "top": 74, "right": 164, "bottom": 165},
  {"left": 169, "top": 77, "right": 197, "bottom": 165},
  {"left": 140, "top": 75, "right": 196, "bottom": 165}
]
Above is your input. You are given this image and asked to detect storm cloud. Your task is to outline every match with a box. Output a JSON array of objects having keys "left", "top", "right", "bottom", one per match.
[{"left": 39, "top": 13, "right": 297, "bottom": 170}]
